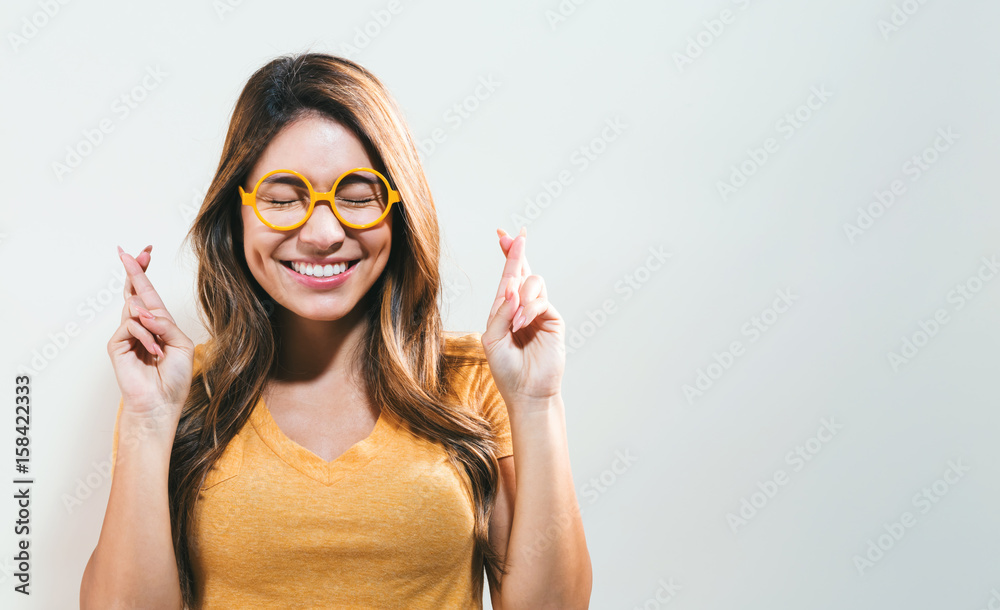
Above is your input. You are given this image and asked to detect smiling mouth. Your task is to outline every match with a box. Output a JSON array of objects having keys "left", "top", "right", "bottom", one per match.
[{"left": 281, "top": 259, "right": 360, "bottom": 278}]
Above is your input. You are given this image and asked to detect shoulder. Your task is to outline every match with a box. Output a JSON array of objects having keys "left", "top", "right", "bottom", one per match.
[
  {"left": 441, "top": 332, "right": 513, "bottom": 456},
  {"left": 441, "top": 331, "right": 487, "bottom": 362},
  {"left": 441, "top": 331, "right": 490, "bottom": 396},
  {"left": 191, "top": 341, "right": 211, "bottom": 376}
]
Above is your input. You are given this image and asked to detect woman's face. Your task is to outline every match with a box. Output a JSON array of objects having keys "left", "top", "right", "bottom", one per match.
[{"left": 240, "top": 113, "right": 393, "bottom": 322}]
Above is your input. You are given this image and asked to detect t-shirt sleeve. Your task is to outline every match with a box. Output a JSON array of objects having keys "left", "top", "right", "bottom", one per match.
[{"left": 477, "top": 362, "right": 513, "bottom": 459}]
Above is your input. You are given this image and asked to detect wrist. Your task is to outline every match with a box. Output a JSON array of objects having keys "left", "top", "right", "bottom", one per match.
[
  {"left": 118, "top": 407, "right": 180, "bottom": 450},
  {"left": 507, "top": 393, "right": 565, "bottom": 419}
]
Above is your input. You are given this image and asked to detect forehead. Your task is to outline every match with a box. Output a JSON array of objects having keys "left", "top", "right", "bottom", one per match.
[{"left": 248, "top": 114, "right": 377, "bottom": 189}]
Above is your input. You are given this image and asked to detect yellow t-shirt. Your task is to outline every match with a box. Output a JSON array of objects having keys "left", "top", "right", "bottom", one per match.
[{"left": 110, "top": 333, "right": 513, "bottom": 609}]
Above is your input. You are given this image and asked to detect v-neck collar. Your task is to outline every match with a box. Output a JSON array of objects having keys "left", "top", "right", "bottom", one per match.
[{"left": 249, "top": 396, "right": 394, "bottom": 486}]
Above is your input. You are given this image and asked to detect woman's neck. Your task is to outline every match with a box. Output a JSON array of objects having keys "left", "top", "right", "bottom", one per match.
[{"left": 270, "top": 303, "right": 370, "bottom": 385}]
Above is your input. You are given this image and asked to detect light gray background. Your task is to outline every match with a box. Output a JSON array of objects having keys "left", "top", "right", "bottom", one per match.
[{"left": 2, "top": 0, "right": 999, "bottom": 608}]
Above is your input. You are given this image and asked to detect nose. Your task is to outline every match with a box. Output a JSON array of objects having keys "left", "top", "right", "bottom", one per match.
[{"left": 297, "top": 199, "right": 347, "bottom": 248}]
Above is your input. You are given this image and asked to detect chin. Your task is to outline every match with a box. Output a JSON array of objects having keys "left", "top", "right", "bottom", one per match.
[{"left": 289, "top": 303, "right": 357, "bottom": 323}]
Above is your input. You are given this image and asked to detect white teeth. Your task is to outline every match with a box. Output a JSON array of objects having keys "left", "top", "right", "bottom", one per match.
[{"left": 289, "top": 261, "right": 351, "bottom": 277}]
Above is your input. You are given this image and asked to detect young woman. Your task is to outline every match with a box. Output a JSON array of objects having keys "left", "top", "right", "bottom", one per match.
[{"left": 80, "top": 53, "right": 591, "bottom": 608}]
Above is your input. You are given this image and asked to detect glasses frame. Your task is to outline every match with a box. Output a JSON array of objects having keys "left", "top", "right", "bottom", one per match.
[{"left": 239, "top": 167, "right": 401, "bottom": 231}]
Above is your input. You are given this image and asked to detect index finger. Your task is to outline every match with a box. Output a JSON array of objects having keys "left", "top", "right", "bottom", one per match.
[{"left": 118, "top": 249, "right": 173, "bottom": 322}]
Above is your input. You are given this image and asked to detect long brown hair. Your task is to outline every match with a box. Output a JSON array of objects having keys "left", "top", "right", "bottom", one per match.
[{"left": 173, "top": 53, "right": 506, "bottom": 606}]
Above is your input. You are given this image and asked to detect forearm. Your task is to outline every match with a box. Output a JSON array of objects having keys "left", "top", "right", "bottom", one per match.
[
  {"left": 502, "top": 396, "right": 592, "bottom": 609},
  {"left": 81, "top": 411, "right": 183, "bottom": 610}
]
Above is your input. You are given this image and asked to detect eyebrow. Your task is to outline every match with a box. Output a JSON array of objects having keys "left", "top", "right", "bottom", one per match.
[
  {"left": 335, "top": 173, "right": 381, "bottom": 187},
  {"left": 259, "top": 172, "right": 382, "bottom": 189},
  {"left": 261, "top": 174, "right": 309, "bottom": 187}
]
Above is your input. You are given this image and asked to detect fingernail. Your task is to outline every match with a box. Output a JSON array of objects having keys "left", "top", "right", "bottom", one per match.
[
  {"left": 143, "top": 244, "right": 153, "bottom": 253},
  {"left": 153, "top": 344, "right": 165, "bottom": 358},
  {"left": 519, "top": 226, "right": 527, "bottom": 237},
  {"left": 137, "top": 306, "right": 155, "bottom": 320},
  {"left": 117, "top": 245, "right": 124, "bottom": 257}
]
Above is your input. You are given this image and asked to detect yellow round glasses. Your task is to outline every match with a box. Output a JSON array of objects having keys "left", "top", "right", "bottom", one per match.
[{"left": 240, "top": 167, "right": 400, "bottom": 230}]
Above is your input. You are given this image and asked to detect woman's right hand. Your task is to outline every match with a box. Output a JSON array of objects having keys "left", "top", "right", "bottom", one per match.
[{"left": 107, "top": 245, "right": 195, "bottom": 422}]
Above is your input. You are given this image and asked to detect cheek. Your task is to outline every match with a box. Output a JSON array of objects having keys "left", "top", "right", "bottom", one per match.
[
  {"left": 373, "top": 224, "right": 393, "bottom": 266},
  {"left": 382, "top": 214, "right": 394, "bottom": 256},
  {"left": 239, "top": 207, "right": 254, "bottom": 244},
  {"left": 240, "top": 212, "right": 280, "bottom": 272},
  {"left": 239, "top": 211, "right": 256, "bottom": 263}
]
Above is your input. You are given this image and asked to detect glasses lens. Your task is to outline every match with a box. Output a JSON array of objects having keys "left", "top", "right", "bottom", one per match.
[
  {"left": 255, "top": 172, "right": 311, "bottom": 228},
  {"left": 334, "top": 170, "right": 389, "bottom": 226}
]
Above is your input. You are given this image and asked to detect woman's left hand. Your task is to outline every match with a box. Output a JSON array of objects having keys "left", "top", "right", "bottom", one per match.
[{"left": 482, "top": 227, "right": 566, "bottom": 410}]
